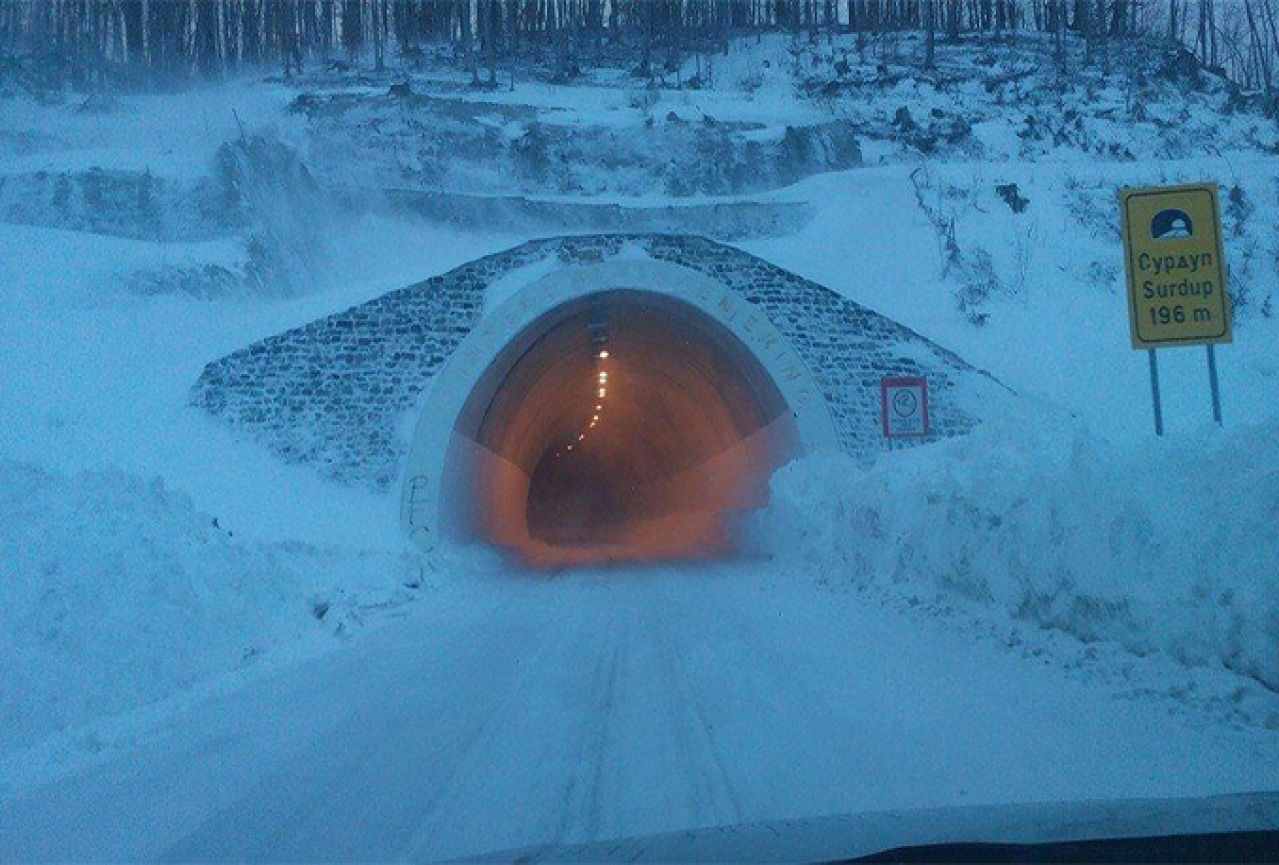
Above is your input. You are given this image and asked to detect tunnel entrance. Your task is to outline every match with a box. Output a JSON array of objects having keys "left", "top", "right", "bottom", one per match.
[{"left": 447, "top": 290, "right": 800, "bottom": 568}]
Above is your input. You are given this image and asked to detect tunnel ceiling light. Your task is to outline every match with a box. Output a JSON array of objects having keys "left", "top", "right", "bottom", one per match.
[
  {"left": 598, "top": 388, "right": 606, "bottom": 398},
  {"left": 598, "top": 350, "right": 610, "bottom": 359},
  {"left": 595, "top": 404, "right": 602, "bottom": 411},
  {"left": 592, "top": 414, "right": 599, "bottom": 421}
]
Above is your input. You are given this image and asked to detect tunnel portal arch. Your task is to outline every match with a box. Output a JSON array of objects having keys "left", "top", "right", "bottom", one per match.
[
  {"left": 193, "top": 233, "right": 1009, "bottom": 565},
  {"left": 399, "top": 260, "right": 839, "bottom": 559}
]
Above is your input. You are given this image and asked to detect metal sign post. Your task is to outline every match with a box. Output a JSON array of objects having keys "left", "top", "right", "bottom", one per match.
[
  {"left": 1148, "top": 349, "right": 1164, "bottom": 436},
  {"left": 1206, "top": 344, "right": 1223, "bottom": 426}
]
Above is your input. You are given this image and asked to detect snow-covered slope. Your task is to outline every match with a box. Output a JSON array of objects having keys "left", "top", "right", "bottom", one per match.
[
  {"left": 1, "top": 32, "right": 1276, "bottom": 799},
  {"left": 757, "top": 406, "right": 1279, "bottom": 703},
  {"left": 0, "top": 461, "right": 418, "bottom": 753}
]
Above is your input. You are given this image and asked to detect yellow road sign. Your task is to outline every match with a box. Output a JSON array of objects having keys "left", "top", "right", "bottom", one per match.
[{"left": 1119, "top": 183, "right": 1232, "bottom": 348}]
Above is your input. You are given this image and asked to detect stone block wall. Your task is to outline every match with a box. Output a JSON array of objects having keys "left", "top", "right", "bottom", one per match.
[{"left": 192, "top": 234, "right": 1003, "bottom": 489}]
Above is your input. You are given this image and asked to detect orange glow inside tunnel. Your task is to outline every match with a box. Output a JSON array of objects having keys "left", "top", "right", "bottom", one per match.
[{"left": 443, "top": 291, "right": 799, "bottom": 568}]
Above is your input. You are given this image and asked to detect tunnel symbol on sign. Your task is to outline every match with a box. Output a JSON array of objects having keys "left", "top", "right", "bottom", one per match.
[{"left": 1151, "top": 209, "right": 1193, "bottom": 240}]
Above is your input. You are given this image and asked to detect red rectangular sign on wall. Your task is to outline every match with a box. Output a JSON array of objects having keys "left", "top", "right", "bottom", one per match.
[{"left": 881, "top": 376, "right": 930, "bottom": 438}]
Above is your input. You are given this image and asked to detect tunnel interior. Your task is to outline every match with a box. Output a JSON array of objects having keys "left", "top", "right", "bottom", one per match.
[{"left": 445, "top": 290, "right": 800, "bottom": 567}]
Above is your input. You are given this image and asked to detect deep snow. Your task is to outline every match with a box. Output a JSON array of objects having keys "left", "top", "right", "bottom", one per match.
[
  {"left": 0, "top": 461, "right": 425, "bottom": 754},
  {"left": 1, "top": 30, "right": 1278, "bottom": 858},
  {"left": 4, "top": 562, "right": 1279, "bottom": 862},
  {"left": 757, "top": 405, "right": 1279, "bottom": 711}
]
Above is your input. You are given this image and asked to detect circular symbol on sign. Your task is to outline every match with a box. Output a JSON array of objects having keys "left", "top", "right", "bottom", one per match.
[
  {"left": 892, "top": 389, "right": 918, "bottom": 418},
  {"left": 1151, "top": 209, "right": 1193, "bottom": 240}
]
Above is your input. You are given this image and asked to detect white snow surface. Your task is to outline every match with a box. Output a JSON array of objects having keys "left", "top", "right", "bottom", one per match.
[
  {"left": 0, "top": 461, "right": 423, "bottom": 755},
  {"left": 3, "top": 562, "right": 1279, "bottom": 862},
  {"left": 757, "top": 405, "right": 1279, "bottom": 698},
  {"left": 2, "top": 32, "right": 1279, "bottom": 859}
]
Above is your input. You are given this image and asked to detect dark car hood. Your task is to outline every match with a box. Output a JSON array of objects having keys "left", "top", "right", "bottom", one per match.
[{"left": 472, "top": 791, "right": 1279, "bottom": 863}]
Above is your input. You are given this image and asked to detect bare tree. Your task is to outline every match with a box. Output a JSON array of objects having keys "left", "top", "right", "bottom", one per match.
[
  {"left": 1, "top": 0, "right": 1268, "bottom": 97},
  {"left": 925, "top": 0, "right": 937, "bottom": 66}
]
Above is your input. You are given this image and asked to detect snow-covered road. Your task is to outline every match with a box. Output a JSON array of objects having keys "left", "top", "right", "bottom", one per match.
[{"left": 3, "top": 560, "right": 1278, "bottom": 863}]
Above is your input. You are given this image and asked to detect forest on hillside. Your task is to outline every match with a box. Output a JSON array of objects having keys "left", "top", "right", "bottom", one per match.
[{"left": 2, "top": 1, "right": 1278, "bottom": 99}]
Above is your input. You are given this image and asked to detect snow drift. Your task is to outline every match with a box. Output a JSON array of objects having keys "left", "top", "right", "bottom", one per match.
[
  {"left": 757, "top": 408, "right": 1279, "bottom": 691},
  {"left": 0, "top": 461, "right": 419, "bottom": 755}
]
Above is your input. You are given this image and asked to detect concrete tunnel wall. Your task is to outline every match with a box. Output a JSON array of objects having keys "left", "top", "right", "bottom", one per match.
[{"left": 191, "top": 234, "right": 1011, "bottom": 561}]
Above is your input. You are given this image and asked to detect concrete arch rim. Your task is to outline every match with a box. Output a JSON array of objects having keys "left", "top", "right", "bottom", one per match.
[{"left": 399, "top": 259, "right": 839, "bottom": 550}]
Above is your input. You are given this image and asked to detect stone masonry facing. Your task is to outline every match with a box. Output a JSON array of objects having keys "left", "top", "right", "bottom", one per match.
[{"left": 192, "top": 234, "right": 1004, "bottom": 490}]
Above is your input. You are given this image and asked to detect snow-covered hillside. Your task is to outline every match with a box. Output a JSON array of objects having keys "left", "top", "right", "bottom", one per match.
[
  {"left": 0, "top": 461, "right": 422, "bottom": 753},
  {"left": 2, "top": 31, "right": 1278, "bottom": 843}
]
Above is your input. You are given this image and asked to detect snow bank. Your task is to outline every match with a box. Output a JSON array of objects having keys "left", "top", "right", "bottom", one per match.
[
  {"left": 756, "top": 408, "right": 1279, "bottom": 690},
  {"left": 0, "top": 461, "right": 420, "bottom": 754}
]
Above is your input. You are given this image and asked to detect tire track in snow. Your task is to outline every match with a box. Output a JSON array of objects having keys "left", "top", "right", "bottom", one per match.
[
  {"left": 402, "top": 577, "right": 632, "bottom": 860},
  {"left": 644, "top": 582, "right": 746, "bottom": 828},
  {"left": 161, "top": 585, "right": 551, "bottom": 863},
  {"left": 648, "top": 563, "right": 890, "bottom": 824},
  {"left": 554, "top": 599, "right": 626, "bottom": 843},
  {"left": 392, "top": 616, "right": 569, "bottom": 858},
  {"left": 10, "top": 560, "right": 1279, "bottom": 864}
]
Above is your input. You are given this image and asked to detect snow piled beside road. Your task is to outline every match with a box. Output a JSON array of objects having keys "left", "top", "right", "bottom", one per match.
[
  {"left": 759, "top": 407, "right": 1279, "bottom": 693},
  {"left": 0, "top": 460, "right": 422, "bottom": 756}
]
